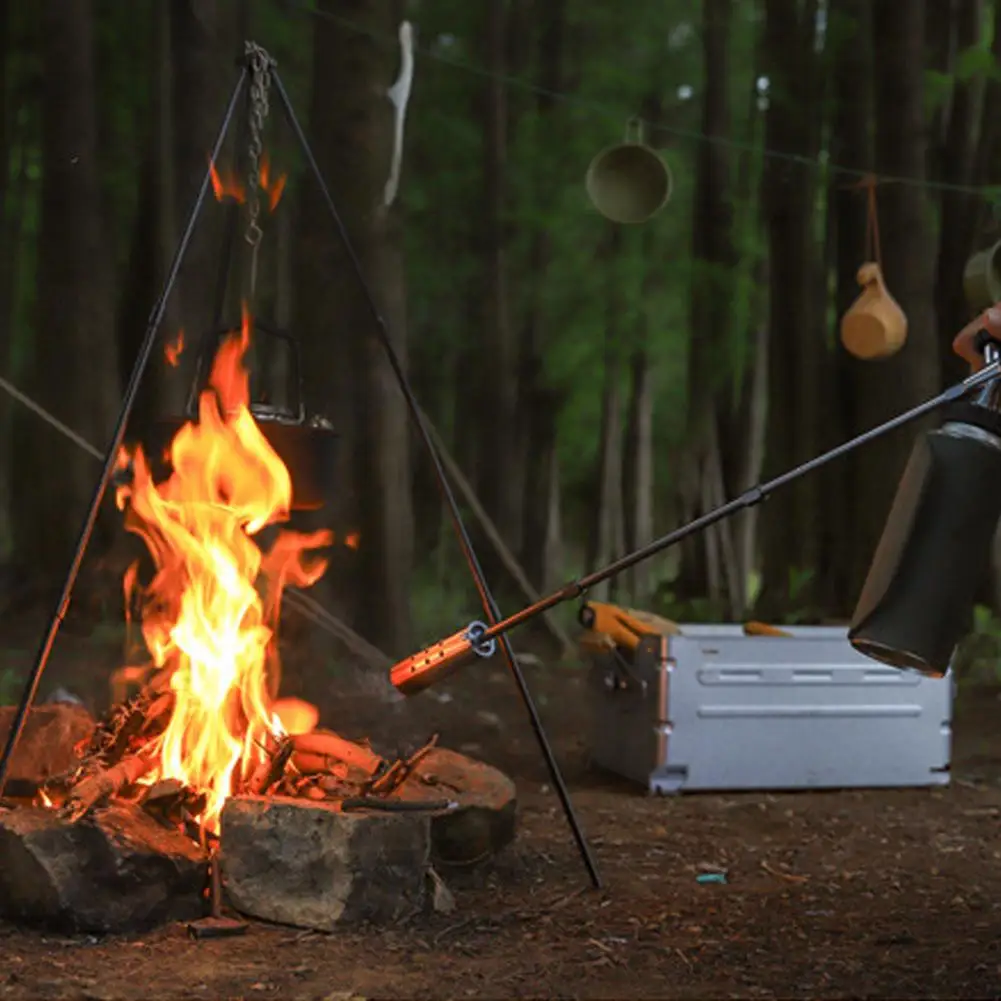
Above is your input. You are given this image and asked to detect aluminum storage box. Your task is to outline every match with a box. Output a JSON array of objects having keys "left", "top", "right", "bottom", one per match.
[{"left": 585, "top": 624, "right": 952, "bottom": 793}]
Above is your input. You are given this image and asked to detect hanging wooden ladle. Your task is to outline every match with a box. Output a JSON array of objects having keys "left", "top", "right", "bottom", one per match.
[
  {"left": 840, "top": 261, "right": 908, "bottom": 360},
  {"left": 839, "top": 175, "right": 908, "bottom": 360}
]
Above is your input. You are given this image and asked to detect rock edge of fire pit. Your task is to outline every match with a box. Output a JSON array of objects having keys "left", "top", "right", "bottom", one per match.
[
  {"left": 403, "top": 748, "right": 518, "bottom": 867},
  {"left": 220, "top": 795, "right": 431, "bottom": 930},
  {"left": 0, "top": 803, "right": 206, "bottom": 933},
  {"left": 0, "top": 704, "right": 95, "bottom": 794}
]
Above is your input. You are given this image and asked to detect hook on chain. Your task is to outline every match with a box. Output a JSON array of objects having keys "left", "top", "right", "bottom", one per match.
[{"left": 244, "top": 42, "right": 276, "bottom": 299}]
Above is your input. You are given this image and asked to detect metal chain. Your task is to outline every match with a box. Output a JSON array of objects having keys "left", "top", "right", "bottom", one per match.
[{"left": 244, "top": 41, "right": 275, "bottom": 300}]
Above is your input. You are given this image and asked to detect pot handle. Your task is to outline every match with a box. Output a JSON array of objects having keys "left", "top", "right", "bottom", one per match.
[{"left": 183, "top": 321, "right": 306, "bottom": 424}]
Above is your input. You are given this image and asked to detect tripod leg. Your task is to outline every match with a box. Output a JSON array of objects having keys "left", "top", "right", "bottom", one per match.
[
  {"left": 0, "top": 69, "right": 249, "bottom": 797},
  {"left": 271, "top": 72, "right": 602, "bottom": 889}
]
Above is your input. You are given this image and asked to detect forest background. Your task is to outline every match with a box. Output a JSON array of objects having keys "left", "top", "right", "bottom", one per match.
[{"left": 2, "top": 0, "right": 1000, "bottom": 695}]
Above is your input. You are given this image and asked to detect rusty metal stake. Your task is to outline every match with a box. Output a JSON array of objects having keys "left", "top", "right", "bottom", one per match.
[{"left": 187, "top": 850, "right": 248, "bottom": 940}]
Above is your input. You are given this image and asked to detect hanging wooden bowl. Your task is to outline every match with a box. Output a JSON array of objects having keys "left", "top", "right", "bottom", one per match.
[{"left": 840, "top": 262, "right": 907, "bottom": 360}]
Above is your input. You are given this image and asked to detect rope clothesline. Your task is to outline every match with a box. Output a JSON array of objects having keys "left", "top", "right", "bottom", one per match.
[{"left": 287, "top": 1, "right": 1001, "bottom": 199}]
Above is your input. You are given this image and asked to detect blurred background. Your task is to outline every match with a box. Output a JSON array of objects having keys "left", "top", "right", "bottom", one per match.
[{"left": 3, "top": 0, "right": 1001, "bottom": 711}]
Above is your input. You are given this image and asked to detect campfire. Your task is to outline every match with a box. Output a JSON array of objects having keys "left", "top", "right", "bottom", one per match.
[
  {"left": 0, "top": 312, "right": 516, "bottom": 935},
  {"left": 37, "top": 307, "right": 403, "bottom": 832},
  {"left": 0, "top": 43, "right": 532, "bottom": 934}
]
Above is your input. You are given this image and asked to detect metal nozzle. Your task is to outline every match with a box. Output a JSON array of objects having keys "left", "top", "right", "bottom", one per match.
[{"left": 389, "top": 621, "right": 497, "bottom": 695}]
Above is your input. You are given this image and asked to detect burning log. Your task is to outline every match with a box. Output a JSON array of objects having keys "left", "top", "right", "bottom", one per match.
[
  {"left": 77, "top": 681, "right": 173, "bottom": 771},
  {"left": 366, "top": 733, "right": 438, "bottom": 796},
  {"left": 62, "top": 750, "right": 156, "bottom": 823},
  {"left": 247, "top": 733, "right": 294, "bottom": 795},
  {"left": 289, "top": 728, "right": 383, "bottom": 777},
  {"left": 140, "top": 779, "right": 207, "bottom": 837}
]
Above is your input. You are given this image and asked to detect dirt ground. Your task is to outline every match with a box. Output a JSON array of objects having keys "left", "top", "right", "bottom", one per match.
[{"left": 4, "top": 635, "right": 1001, "bottom": 999}]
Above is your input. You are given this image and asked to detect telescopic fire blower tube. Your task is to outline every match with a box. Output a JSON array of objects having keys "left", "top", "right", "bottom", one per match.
[{"left": 390, "top": 344, "right": 1001, "bottom": 696}]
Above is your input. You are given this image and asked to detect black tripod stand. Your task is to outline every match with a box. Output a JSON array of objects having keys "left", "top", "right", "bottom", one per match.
[{"left": 0, "top": 43, "right": 602, "bottom": 889}]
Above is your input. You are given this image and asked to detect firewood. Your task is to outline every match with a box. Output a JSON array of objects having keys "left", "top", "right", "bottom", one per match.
[
  {"left": 247, "top": 735, "right": 294, "bottom": 795},
  {"left": 289, "top": 751, "right": 352, "bottom": 776},
  {"left": 63, "top": 750, "right": 156, "bottom": 822},
  {"left": 290, "top": 729, "right": 382, "bottom": 776},
  {"left": 141, "top": 691, "right": 175, "bottom": 736},
  {"left": 82, "top": 678, "right": 173, "bottom": 769},
  {"left": 367, "top": 733, "right": 438, "bottom": 796}
]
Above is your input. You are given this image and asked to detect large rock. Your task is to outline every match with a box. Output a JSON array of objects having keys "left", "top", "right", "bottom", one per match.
[
  {"left": 0, "top": 803, "right": 206, "bottom": 932},
  {"left": 0, "top": 704, "right": 95, "bottom": 794},
  {"left": 220, "top": 795, "right": 430, "bottom": 930},
  {"left": 397, "top": 748, "right": 517, "bottom": 867}
]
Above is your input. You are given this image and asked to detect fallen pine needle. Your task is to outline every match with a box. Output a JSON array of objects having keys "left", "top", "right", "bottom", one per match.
[{"left": 761, "top": 860, "right": 809, "bottom": 883}]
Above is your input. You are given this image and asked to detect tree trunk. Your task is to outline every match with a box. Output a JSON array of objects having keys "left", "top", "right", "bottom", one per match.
[
  {"left": 476, "top": 0, "right": 520, "bottom": 553},
  {"left": 588, "top": 231, "right": 626, "bottom": 604},
  {"left": 166, "top": 0, "right": 227, "bottom": 416},
  {"left": 588, "top": 355, "right": 625, "bottom": 604},
  {"left": 294, "top": 0, "right": 413, "bottom": 656},
  {"left": 968, "top": 0, "right": 1001, "bottom": 220},
  {"left": 622, "top": 342, "right": 655, "bottom": 603},
  {"left": 675, "top": 0, "right": 741, "bottom": 615},
  {"left": 116, "top": 0, "right": 174, "bottom": 439},
  {"left": 934, "top": 0, "right": 984, "bottom": 384},
  {"left": 518, "top": 0, "right": 566, "bottom": 597},
  {"left": 520, "top": 383, "right": 562, "bottom": 593},
  {"left": 721, "top": 26, "right": 770, "bottom": 619},
  {"left": 0, "top": 0, "right": 12, "bottom": 555},
  {"left": 825, "top": 0, "right": 873, "bottom": 614},
  {"left": 11, "top": 0, "right": 119, "bottom": 578},
  {"left": 925, "top": 0, "right": 957, "bottom": 181},
  {"left": 757, "top": 0, "right": 824, "bottom": 618},
  {"left": 849, "top": 0, "right": 939, "bottom": 596}
]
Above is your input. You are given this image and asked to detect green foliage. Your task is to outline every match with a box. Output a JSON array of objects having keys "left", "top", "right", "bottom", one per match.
[
  {"left": 773, "top": 567, "right": 821, "bottom": 625},
  {"left": 924, "top": 69, "right": 954, "bottom": 117},
  {"left": 953, "top": 604, "right": 1001, "bottom": 685},
  {"left": 0, "top": 664, "right": 23, "bottom": 704},
  {"left": 409, "top": 551, "right": 482, "bottom": 647},
  {"left": 955, "top": 43, "right": 1001, "bottom": 83},
  {"left": 651, "top": 588, "right": 729, "bottom": 624},
  {"left": 403, "top": 0, "right": 761, "bottom": 518}
]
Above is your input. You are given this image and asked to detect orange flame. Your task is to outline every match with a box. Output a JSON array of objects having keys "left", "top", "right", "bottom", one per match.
[
  {"left": 259, "top": 152, "right": 287, "bottom": 213},
  {"left": 209, "top": 159, "right": 246, "bottom": 203},
  {"left": 165, "top": 330, "right": 185, "bottom": 368},
  {"left": 115, "top": 306, "right": 331, "bottom": 832},
  {"left": 344, "top": 531, "right": 360, "bottom": 551},
  {"left": 210, "top": 153, "right": 286, "bottom": 212},
  {"left": 271, "top": 696, "right": 319, "bottom": 736}
]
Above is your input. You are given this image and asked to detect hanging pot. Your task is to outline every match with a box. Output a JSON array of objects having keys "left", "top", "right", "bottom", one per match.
[
  {"left": 147, "top": 320, "right": 337, "bottom": 512},
  {"left": 840, "top": 262, "right": 908, "bottom": 360},
  {"left": 963, "top": 241, "right": 1001, "bottom": 312},
  {"left": 585, "top": 118, "right": 672, "bottom": 225}
]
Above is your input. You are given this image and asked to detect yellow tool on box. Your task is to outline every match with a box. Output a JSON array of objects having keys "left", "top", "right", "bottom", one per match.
[
  {"left": 577, "top": 601, "right": 679, "bottom": 650},
  {"left": 577, "top": 601, "right": 795, "bottom": 697},
  {"left": 577, "top": 601, "right": 673, "bottom": 694},
  {"left": 578, "top": 601, "right": 793, "bottom": 649}
]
